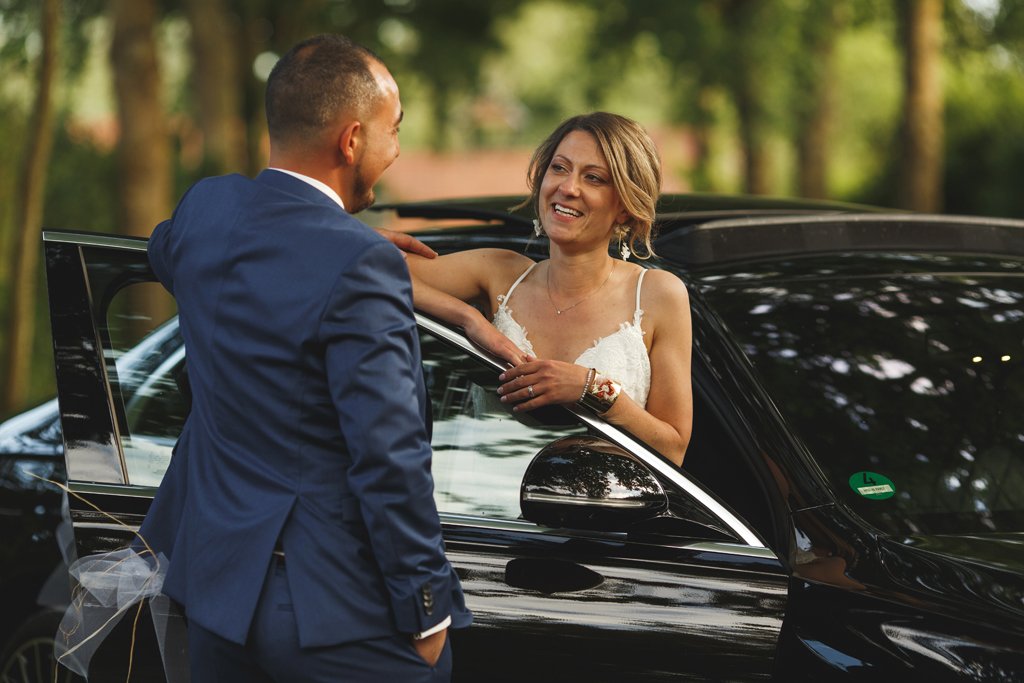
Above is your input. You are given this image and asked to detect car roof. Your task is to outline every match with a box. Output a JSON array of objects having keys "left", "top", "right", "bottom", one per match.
[
  {"left": 378, "top": 195, "right": 1024, "bottom": 269},
  {"left": 659, "top": 213, "right": 1024, "bottom": 269},
  {"left": 372, "top": 193, "right": 875, "bottom": 235}
]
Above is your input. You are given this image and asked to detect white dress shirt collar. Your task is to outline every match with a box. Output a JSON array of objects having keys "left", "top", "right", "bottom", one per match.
[{"left": 267, "top": 168, "right": 346, "bottom": 210}]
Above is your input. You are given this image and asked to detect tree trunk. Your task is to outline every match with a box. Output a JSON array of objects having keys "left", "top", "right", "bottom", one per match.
[
  {"left": 237, "top": 2, "right": 272, "bottom": 176},
  {"left": 432, "top": 85, "right": 452, "bottom": 153},
  {"left": 796, "top": 3, "right": 844, "bottom": 200},
  {"left": 735, "top": 83, "right": 771, "bottom": 195},
  {"left": 235, "top": 0, "right": 327, "bottom": 176},
  {"left": 724, "top": 0, "right": 772, "bottom": 195},
  {"left": 110, "top": 0, "right": 173, "bottom": 333},
  {"left": 797, "top": 90, "right": 831, "bottom": 199},
  {"left": 111, "top": 0, "right": 171, "bottom": 236},
  {"left": 184, "top": 0, "right": 246, "bottom": 175},
  {"left": 897, "top": 0, "right": 944, "bottom": 212},
  {"left": 3, "top": 0, "right": 60, "bottom": 414},
  {"left": 689, "top": 85, "right": 717, "bottom": 192}
]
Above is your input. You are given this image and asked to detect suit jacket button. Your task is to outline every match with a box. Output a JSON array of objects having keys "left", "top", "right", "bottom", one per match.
[{"left": 421, "top": 585, "right": 434, "bottom": 615}]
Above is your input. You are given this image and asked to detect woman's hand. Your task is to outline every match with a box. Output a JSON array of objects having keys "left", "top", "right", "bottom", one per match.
[
  {"left": 463, "top": 316, "right": 531, "bottom": 367},
  {"left": 497, "top": 359, "right": 591, "bottom": 411}
]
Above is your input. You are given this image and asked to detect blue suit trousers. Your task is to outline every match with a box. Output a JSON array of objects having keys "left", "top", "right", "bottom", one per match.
[{"left": 188, "top": 559, "right": 453, "bottom": 683}]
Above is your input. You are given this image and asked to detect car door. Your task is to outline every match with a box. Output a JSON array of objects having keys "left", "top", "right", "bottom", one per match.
[
  {"left": 45, "top": 231, "right": 788, "bottom": 681},
  {"left": 44, "top": 231, "right": 187, "bottom": 680},
  {"left": 418, "top": 317, "right": 787, "bottom": 681}
]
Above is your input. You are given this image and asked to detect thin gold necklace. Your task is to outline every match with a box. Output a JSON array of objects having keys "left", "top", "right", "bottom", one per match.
[{"left": 546, "top": 261, "right": 615, "bottom": 315}]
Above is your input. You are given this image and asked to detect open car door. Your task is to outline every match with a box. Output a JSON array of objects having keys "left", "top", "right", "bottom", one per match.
[{"left": 44, "top": 231, "right": 187, "bottom": 681}]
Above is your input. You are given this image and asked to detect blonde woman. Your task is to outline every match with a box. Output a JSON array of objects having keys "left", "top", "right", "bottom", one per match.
[{"left": 410, "top": 112, "right": 692, "bottom": 466}]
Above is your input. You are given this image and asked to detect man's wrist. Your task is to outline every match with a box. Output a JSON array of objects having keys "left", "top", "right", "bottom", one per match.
[{"left": 412, "top": 615, "right": 451, "bottom": 640}]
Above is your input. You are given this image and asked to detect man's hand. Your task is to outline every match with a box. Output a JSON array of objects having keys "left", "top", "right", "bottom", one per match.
[
  {"left": 463, "top": 316, "right": 531, "bottom": 367},
  {"left": 412, "top": 628, "right": 447, "bottom": 667},
  {"left": 375, "top": 228, "right": 437, "bottom": 259}
]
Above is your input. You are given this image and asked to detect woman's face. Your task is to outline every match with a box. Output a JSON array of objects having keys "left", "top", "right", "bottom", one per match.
[{"left": 539, "top": 130, "right": 628, "bottom": 250}]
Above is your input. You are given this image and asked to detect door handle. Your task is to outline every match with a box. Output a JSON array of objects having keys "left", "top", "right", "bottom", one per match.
[{"left": 504, "top": 558, "right": 603, "bottom": 593}]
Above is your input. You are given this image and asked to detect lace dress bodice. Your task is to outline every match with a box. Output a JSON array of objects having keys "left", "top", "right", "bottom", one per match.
[{"left": 493, "top": 263, "right": 652, "bottom": 407}]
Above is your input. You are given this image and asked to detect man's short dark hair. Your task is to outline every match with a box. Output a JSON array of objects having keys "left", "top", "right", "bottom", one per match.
[{"left": 265, "top": 34, "right": 383, "bottom": 148}]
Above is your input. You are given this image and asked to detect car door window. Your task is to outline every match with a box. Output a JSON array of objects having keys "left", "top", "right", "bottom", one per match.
[
  {"left": 101, "top": 281, "right": 183, "bottom": 486},
  {"left": 419, "top": 330, "right": 586, "bottom": 520},
  {"left": 93, "top": 288, "right": 588, "bottom": 499}
]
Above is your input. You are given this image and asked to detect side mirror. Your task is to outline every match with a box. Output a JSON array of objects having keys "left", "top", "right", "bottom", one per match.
[{"left": 520, "top": 436, "right": 668, "bottom": 531}]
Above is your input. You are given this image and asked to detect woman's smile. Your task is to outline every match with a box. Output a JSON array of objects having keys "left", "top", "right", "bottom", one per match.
[{"left": 540, "top": 130, "right": 626, "bottom": 242}]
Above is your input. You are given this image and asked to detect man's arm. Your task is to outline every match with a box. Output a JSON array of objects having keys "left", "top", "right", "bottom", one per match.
[
  {"left": 320, "top": 239, "right": 455, "bottom": 638},
  {"left": 147, "top": 219, "right": 174, "bottom": 294}
]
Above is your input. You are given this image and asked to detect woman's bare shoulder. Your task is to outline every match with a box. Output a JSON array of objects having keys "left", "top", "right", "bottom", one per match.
[
  {"left": 641, "top": 268, "right": 689, "bottom": 304},
  {"left": 640, "top": 268, "right": 691, "bottom": 333}
]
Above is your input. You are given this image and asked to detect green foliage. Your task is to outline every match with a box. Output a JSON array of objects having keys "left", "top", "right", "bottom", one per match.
[
  {"left": 42, "top": 114, "right": 117, "bottom": 231},
  {"left": 280, "top": 0, "right": 523, "bottom": 150},
  {"left": 484, "top": 1, "right": 600, "bottom": 142},
  {"left": 993, "top": 0, "right": 1024, "bottom": 50},
  {"left": 831, "top": 24, "right": 903, "bottom": 204},
  {"left": 944, "top": 49, "right": 1024, "bottom": 217},
  {"left": 6, "top": 0, "right": 1024, "bottom": 415}
]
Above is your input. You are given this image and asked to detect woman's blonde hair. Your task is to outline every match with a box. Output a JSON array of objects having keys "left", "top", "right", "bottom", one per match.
[{"left": 520, "top": 112, "right": 662, "bottom": 258}]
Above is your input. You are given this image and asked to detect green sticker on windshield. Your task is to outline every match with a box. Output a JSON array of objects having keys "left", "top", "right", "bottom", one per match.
[{"left": 849, "top": 471, "right": 895, "bottom": 500}]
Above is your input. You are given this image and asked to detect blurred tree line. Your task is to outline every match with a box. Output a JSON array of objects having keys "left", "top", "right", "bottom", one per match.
[{"left": 1, "top": 0, "right": 1023, "bottom": 417}]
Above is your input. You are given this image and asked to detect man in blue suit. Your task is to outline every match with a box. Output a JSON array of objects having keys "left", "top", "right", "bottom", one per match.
[{"left": 141, "top": 34, "right": 470, "bottom": 681}]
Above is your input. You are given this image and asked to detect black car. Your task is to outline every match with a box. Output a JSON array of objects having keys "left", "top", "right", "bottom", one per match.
[{"left": 4, "top": 196, "right": 1024, "bottom": 680}]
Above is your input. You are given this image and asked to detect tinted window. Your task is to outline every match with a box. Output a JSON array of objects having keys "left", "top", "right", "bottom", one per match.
[
  {"left": 699, "top": 253, "right": 1024, "bottom": 536},
  {"left": 93, "top": 307, "right": 587, "bottom": 499},
  {"left": 103, "top": 283, "right": 184, "bottom": 486},
  {"left": 420, "top": 330, "right": 586, "bottom": 520}
]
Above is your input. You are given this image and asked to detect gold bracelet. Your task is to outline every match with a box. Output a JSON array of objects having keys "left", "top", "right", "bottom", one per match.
[
  {"left": 577, "top": 371, "right": 622, "bottom": 414},
  {"left": 578, "top": 367, "right": 596, "bottom": 403}
]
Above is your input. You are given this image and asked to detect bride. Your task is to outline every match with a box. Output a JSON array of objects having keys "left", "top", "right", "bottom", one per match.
[{"left": 408, "top": 112, "right": 692, "bottom": 466}]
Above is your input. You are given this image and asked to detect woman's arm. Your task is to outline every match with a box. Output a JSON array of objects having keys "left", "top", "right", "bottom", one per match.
[
  {"left": 602, "top": 274, "right": 692, "bottom": 465},
  {"left": 496, "top": 270, "right": 693, "bottom": 466},
  {"left": 407, "top": 249, "right": 535, "bottom": 366}
]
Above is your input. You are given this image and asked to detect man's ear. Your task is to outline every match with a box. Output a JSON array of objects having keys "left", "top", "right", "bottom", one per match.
[{"left": 338, "top": 120, "right": 361, "bottom": 166}]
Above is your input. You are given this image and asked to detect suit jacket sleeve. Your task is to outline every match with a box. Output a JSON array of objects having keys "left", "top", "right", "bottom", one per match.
[
  {"left": 148, "top": 218, "right": 173, "bottom": 294},
  {"left": 320, "top": 239, "right": 453, "bottom": 635},
  {"left": 148, "top": 180, "right": 208, "bottom": 295}
]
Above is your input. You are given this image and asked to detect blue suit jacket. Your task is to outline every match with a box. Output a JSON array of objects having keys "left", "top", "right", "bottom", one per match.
[{"left": 139, "top": 169, "right": 470, "bottom": 647}]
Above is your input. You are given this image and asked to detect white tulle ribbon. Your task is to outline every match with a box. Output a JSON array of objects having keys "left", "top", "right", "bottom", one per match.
[{"left": 55, "top": 548, "right": 190, "bottom": 682}]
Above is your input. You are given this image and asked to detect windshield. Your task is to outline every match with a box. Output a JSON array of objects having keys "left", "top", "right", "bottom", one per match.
[{"left": 694, "top": 252, "right": 1024, "bottom": 537}]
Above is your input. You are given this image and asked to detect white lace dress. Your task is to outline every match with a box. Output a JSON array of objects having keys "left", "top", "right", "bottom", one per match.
[{"left": 493, "top": 263, "right": 652, "bottom": 407}]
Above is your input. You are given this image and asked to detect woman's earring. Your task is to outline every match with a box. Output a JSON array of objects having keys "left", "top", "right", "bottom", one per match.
[
  {"left": 533, "top": 219, "right": 545, "bottom": 237},
  {"left": 615, "top": 225, "right": 631, "bottom": 260}
]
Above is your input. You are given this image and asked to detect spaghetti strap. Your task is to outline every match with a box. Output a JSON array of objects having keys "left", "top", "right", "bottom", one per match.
[
  {"left": 633, "top": 269, "right": 647, "bottom": 326},
  {"left": 497, "top": 262, "right": 538, "bottom": 304}
]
